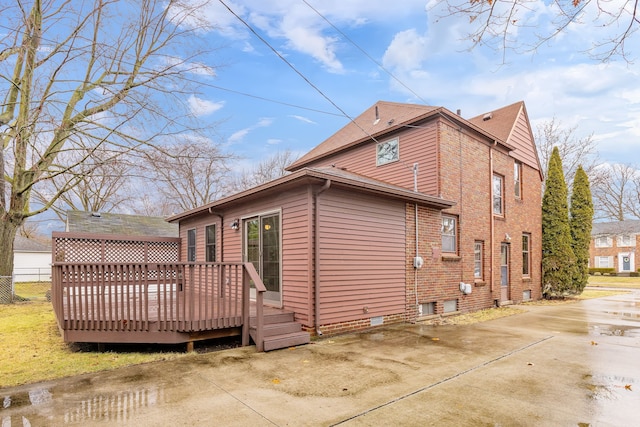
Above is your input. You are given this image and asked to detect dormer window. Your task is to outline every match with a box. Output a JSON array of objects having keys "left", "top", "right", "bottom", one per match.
[{"left": 376, "top": 138, "right": 399, "bottom": 166}]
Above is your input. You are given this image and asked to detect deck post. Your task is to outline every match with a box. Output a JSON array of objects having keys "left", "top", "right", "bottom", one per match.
[{"left": 242, "top": 267, "right": 250, "bottom": 347}]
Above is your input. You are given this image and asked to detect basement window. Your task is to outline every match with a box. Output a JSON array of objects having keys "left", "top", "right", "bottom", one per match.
[
  {"left": 443, "top": 299, "right": 457, "bottom": 313},
  {"left": 420, "top": 302, "right": 435, "bottom": 316}
]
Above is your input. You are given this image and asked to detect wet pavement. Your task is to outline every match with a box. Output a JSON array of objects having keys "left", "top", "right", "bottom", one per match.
[{"left": 2, "top": 289, "right": 639, "bottom": 426}]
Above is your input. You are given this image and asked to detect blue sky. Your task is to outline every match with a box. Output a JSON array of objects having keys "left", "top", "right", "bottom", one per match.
[{"left": 184, "top": 0, "right": 639, "bottom": 172}]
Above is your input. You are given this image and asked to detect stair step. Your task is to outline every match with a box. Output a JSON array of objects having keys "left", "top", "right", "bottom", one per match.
[
  {"left": 263, "top": 331, "right": 310, "bottom": 352},
  {"left": 250, "top": 311, "right": 295, "bottom": 326},
  {"left": 256, "top": 321, "right": 302, "bottom": 337}
]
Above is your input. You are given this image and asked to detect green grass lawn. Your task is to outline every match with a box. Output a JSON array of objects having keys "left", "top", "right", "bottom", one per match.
[
  {"left": 1, "top": 282, "right": 194, "bottom": 388},
  {"left": 587, "top": 275, "right": 640, "bottom": 289}
]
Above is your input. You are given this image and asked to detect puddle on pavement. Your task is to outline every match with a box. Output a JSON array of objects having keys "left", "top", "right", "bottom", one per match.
[
  {"left": 589, "top": 324, "right": 640, "bottom": 337},
  {"left": 1, "top": 385, "right": 166, "bottom": 425}
]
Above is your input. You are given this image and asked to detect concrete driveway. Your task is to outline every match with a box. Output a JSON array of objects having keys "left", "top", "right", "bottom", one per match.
[{"left": 2, "top": 290, "right": 639, "bottom": 426}]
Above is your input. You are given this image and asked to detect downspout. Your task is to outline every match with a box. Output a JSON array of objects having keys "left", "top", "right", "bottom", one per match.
[
  {"left": 208, "top": 208, "right": 224, "bottom": 262},
  {"left": 413, "top": 164, "right": 420, "bottom": 313},
  {"left": 314, "top": 179, "right": 331, "bottom": 336},
  {"left": 489, "top": 141, "right": 497, "bottom": 298}
]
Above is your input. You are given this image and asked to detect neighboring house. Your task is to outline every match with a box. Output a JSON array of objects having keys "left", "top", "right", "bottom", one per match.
[
  {"left": 590, "top": 220, "right": 640, "bottom": 274},
  {"left": 14, "top": 235, "right": 52, "bottom": 282},
  {"left": 168, "top": 100, "right": 543, "bottom": 336},
  {"left": 66, "top": 211, "right": 179, "bottom": 237}
]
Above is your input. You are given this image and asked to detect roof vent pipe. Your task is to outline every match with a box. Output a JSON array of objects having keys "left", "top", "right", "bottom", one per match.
[
  {"left": 373, "top": 105, "right": 380, "bottom": 125},
  {"left": 483, "top": 112, "right": 493, "bottom": 121},
  {"left": 456, "top": 109, "right": 461, "bottom": 116}
]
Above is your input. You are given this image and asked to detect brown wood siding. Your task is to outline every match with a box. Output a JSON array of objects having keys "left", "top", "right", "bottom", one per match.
[
  {"left": 317, "top": 189, "right": 406, "bottom": 325},
  {"left": 508, "top": 112, "right": 539, "bottom": 171},
  {"left": 301, "top": 121, "right": 439, "bottom": 196},
  {"left": 177, "top": 186, "right": 313, "bottom": 325}
]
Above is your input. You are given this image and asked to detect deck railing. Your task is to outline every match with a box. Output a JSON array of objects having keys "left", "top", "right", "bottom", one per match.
[{"left": 51, "top": 262, "right": 267, "bottom": 350}]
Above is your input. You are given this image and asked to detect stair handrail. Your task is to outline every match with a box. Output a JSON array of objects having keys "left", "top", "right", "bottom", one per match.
[{"left": 242, "top": 262, "right": 267, "bottom": 351}]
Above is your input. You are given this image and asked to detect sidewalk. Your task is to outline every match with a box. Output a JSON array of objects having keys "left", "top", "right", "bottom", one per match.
[{"left": 2, "top": 291, "right": 639, "bottom": 426}]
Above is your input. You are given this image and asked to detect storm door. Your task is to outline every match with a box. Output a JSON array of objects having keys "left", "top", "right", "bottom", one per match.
[
  {"left": 244, "top": 213, "right": 281, "bottom": 305},
  {"left": 500, "top": 243, "right": 510, "bottom": 302}
]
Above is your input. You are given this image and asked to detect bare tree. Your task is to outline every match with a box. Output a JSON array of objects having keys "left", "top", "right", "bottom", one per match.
[
  {"left": 232, "top": 150, "right": 299, "bottom": 192},
  {"left": 591, "top": 163, "right": 640, "bottom": 221},
  {"left": 535, "top": 117, "right": 601, "bottom": 193},
  {"left": 0, "top": 0, "right": 214, "bottom": 280},
  {"left": 135, "top": 140, "right": 235, "bottom": 214},
  {"left": 435, "top": 0, "right": 640, "bottom": 62},
  {"left": 33, "top": 148, "right": 134, "bottom": 221}
]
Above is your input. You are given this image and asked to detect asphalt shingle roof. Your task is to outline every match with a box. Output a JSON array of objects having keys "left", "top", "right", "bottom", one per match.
[
  {"left": 66, "top": 211, "right": 178, "bottom": 237},
  {"left": 591, "top": 220, "right": 640, "bottom": 236}
]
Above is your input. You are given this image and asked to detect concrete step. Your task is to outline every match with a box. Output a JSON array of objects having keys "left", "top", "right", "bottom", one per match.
[{"left": 263, "top": 331, "right": 310, "bottom": 352}]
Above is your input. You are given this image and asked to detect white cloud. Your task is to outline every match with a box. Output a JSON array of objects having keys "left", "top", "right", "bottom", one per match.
[
  {"left": 267, "top": 138, "right": 282, "bottom": 145},
  {"left": 382, "top": 29, "right": 429, "bottom": 72},
  {"left": 227, "top": 117, "right": 274, "bottom": 144},
  {"left": 289, "top": 115, "right": 316, "bottom": 124},
  {"left": 228, "top": 128, "right": 250, "bottom": 144},
  {"left": 188, "top": 95, "right": 224, "bottom": 117}
]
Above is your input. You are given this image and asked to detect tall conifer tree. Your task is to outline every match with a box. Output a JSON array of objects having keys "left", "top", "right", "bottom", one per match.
[
  {"left": 542, "top": 147, "right": 576, "bottom": 297},
  {"left": 570, "top": 166, "right": 594, "bottom": 293}
]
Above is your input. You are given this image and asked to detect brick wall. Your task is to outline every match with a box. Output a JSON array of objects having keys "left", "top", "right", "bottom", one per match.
[
  {"left": 304, "top": 312, "right": 406, "bottom": 337},
  {"left": 590, "top": 235, "right": 639, "bottom": 273},
  {"left": 404, "top": 120, "right": 542, "bottom": 323}
]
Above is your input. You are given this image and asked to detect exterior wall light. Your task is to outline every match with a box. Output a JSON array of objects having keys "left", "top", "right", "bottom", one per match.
[{"left": 230, "top": 219, "right": 239, "bottom": 230}]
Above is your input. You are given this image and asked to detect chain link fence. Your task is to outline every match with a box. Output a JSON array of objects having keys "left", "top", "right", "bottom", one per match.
[{"left": 0, "top": 275, "right": 13, "bottom": 304}]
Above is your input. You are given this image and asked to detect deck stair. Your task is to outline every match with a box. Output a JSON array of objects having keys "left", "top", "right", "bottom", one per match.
[{"left": 250, "top": 309, "right": 310, "bottom": 351}]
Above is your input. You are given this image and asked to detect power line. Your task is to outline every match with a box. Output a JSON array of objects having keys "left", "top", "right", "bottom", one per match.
[
  {"left": 217, "top": 0, "right": 380, "bottom": 143},
  {"left": 301, "top": 0, "right": 430, "bottom": 105}
]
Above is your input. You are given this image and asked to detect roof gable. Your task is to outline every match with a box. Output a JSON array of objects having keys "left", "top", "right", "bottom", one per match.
[
  {"left": 469, "top": 101, "right": 542, "bottom": 174},
  {"left": 66, "top": 211, "right": 178, "bottom": 237},
  {"left": 288, "top": 101, "right": 441, "bottom": 170},
  {"left": 288, "top": 100, "right": 516, "bottom": 172}
]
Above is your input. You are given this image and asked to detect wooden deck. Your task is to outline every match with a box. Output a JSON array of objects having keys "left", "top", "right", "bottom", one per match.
[{"left": 52, "top": 262, "right": 269, "bottom": 350}]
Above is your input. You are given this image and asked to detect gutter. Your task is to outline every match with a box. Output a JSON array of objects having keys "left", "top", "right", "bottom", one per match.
[{"left": 314, "top": 179, "right": 331, "bottom": 336}]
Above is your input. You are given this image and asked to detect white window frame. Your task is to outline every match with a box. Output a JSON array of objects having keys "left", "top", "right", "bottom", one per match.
[
  {"left": 595, "top": 236, "right": 613, "bottom": 248},
  {"left": 441, "top": 215, "right": 457, "bottom": 253},
  {"left": 596, "top": 256, "right": 613, "bottom": 268},
  {"left": 514, "top": 162, "right": 522, "bottom": 199},
  {"left": 474, "top": 241, "right": 483, "bottom": 279},
  {"left": 522, "top": 233, "right": 531, "bottom": 277},
  {"left": 617, "top": 234, "right": 635, "bottom": 247},
  {"left": 376, "top": 137, "right": 399, "bottom": 166},
  {"left": 493, "top": 174, "right": 504, "bottom": 215}
]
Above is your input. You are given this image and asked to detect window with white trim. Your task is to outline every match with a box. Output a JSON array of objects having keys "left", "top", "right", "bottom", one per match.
[
  {"left": 493, "top": 174, "right": 504, "bottom": 215},
  {"left": 617, "top": 234, "right": 635, "bottom": 247},
  {"left": 474, "top": 241, "right": 483, "bottom": 279},
  {"left": 596, "top": 256, "right": 613, "bottom": 268},
  {"left": 441, "top": 215, "right": 457, "bottom": 253},
  {"left": 522, "top": 233, "right": 531, "bottom": 277},
  {"left": 595, "top": 236, "right": 612, "bottom": 248},
  {"left": 514, "top": 162, "right": 522, "bottom": 199},
  {"left": 376, "top": 137, "right": 399, "bottom": 166}
]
